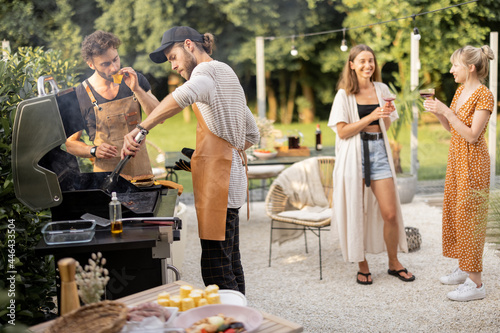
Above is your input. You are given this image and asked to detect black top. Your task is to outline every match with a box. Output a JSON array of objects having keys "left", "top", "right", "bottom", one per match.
[
  {"left": 357, "top": 103, "right": 379, "bottom": 126},
  {"left": 75, "top": 73, "right": 151, "bottom": 141}
]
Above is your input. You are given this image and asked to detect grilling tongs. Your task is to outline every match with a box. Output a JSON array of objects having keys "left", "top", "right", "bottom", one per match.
[{"left": 101, "top": 129, "right": 148, "bottom": 192}]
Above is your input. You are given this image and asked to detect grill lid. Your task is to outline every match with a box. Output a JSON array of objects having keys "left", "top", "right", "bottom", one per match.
[{"left": 12, "top": 77, "right": 85, "bottom": 211}]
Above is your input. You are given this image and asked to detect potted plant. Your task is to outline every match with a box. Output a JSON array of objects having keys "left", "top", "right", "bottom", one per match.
[{"left": 389, "top": 83, "right": 423, "bottom": 204}]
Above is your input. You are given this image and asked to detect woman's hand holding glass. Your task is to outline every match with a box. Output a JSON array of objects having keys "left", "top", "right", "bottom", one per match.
[
  {"left": 423, "top": 98, "right": 448, "bottom": 116},
  {"left": 380, "top": 91, "right": 396, "bottom": 117}
]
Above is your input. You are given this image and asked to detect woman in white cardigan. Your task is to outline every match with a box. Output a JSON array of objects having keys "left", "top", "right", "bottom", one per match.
[{"left": 328, "top": 44, "right": 414, "bottom": 284}]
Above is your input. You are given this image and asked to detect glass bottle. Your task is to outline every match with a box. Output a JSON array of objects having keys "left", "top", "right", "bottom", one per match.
[
  {"left": 109, "top": 191, "right": 123, "bottom": 234},
  {"left": 315, "top": 124, "right": 322, "bottom": 151}
]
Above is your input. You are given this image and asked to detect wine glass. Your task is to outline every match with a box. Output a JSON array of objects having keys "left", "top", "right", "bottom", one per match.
[
  {"left": 382, "top": 92, "right": 396, "bottom": 104},
  {"left": 419, "top": 88, "right": 435, "bottom": 99},
  {"left": 382, "top": 92, "right": 396, "bottom": 113}
]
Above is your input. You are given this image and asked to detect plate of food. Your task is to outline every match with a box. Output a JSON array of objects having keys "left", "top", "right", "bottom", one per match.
[
  {"left": 253, "top": 149, "right": 277, "bottom": 160},
  {"left": 173, "top": 304, "right": 263, "bottom": 333},
  {"left": 156, "top": 286, "right": 247, "bottom": 312},
  {"left": 122, "top": 302, "right": 178, "bottom": 332}
]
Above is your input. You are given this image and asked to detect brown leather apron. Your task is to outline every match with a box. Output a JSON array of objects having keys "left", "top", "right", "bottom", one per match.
[
  {"left": 83, "top": 81, "right": 152, "bottom": 178},
  {"left": 191, "top": 104, "right": 248, "bottom": 241}
]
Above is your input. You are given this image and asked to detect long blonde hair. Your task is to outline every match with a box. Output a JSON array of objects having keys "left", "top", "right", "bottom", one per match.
[
  {"left": 336, "top": 44, "right": 381, "bottom": 95},
  {"left": 450, "top": 45, "right": 495, "bottom": 83}
]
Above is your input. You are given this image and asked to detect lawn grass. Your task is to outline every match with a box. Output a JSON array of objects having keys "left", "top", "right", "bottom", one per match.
[{"left": 146, "top": 112, "right": 500, "bottom": 192}]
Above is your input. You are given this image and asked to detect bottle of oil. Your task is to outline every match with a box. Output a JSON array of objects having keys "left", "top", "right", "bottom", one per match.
[
  {"left": 315, "top": 124, "right": 322, "bottom": 151},
  {"left": 109, "top": 192, "right": 123, "bottom": 234}
]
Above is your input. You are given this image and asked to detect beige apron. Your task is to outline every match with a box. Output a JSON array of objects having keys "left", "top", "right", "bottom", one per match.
[
  {"left": 191, "top": 104, "right": 248, "bottom": 241},
  {"left": 83, "top": 81, "right": 152, "bottom": 178}
]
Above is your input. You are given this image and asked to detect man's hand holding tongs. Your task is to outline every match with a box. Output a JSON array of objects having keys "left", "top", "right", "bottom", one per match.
[{"left": 121, "top": 126, "right": 148, "bottom": 159}]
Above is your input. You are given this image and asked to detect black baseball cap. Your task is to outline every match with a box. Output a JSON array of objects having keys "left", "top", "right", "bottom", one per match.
[{"left": 149, "top": 26, "right": 204, "bottom": 63}]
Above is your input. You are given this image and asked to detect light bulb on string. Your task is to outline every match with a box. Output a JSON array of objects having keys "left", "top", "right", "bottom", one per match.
[
  {"left": 412, "top": 15, "right": 421, "bottom": 41},
  {"left": 340, "top": 28, "right": 348, "bottom": 52},
  {"left": 290, "top": 36, "right": 298, "bottom": 56},
  {"left": 413, "top": 27, "right": 421, "bottom": 41},
  {"left": 340, "top": 40, "right": 348, "bottom": 52}
]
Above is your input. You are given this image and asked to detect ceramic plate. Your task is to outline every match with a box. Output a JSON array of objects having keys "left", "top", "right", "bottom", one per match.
[
  {"left": 123, "top": 306, "right": 178, "bottom": 332},
  {"left": 166, "top": 290, "right": 247, "bottom": 313},
  {"left": 218, "top": 289, "right": 247, "bottom": 306},
  {"left": 173, "top": 304, "right": 263, "bottom": 332},
  {"left": 253, "top": 150, "right": 278, "bottom": 160}
]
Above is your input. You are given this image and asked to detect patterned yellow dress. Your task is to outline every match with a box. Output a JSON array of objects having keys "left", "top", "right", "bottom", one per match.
[{"left": 442, "top": 84, "right": 494, "bottom": 272}]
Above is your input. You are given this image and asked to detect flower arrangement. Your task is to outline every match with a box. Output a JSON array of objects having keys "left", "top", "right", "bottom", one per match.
[
  {"left": 254, "top": 115, "right": 276, "bottom": 149},
  {"left": 254, "top": 115, "right": 275, "bottom": 141},
  {"left": 75, "top": 252, "right": 110, "bottom": 305}
]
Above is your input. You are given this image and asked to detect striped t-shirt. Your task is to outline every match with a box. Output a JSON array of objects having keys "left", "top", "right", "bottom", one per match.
[{"left": 172, "top": 60, "right": 260, "bottom": 208}]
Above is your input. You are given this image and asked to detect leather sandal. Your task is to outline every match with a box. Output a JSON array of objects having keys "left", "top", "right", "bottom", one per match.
[{"left": 356, "top": 272, "right": 373, "bottom": 285}]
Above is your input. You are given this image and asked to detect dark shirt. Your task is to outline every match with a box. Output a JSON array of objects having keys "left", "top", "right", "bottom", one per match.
[
  {"left": 75, "top": 73, "right": 151, "bottom": 141},
  {"left": 357, "top": 103, "right": 379, "bottom": 126}
]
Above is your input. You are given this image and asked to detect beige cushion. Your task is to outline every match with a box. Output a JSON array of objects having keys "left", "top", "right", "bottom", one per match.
[{"left": 277, "top": 206, "right": 332, "bottom": 222}]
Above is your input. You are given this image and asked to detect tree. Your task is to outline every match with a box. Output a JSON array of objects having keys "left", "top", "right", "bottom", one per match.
[
  {"left": 0, "top": 0, "right": 84, "bottom": 68},
  {"left": 333, "top": 0, "right": 500, "bottom": 173}
]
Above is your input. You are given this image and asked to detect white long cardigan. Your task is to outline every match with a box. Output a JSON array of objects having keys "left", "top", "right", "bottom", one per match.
[{"left": 328, "top": 82, "right": 408, "bottom": 263}]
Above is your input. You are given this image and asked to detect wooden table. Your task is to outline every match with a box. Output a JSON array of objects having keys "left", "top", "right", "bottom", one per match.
[{"left": 29, "top": 280, "right": 303, "bottom": 333}]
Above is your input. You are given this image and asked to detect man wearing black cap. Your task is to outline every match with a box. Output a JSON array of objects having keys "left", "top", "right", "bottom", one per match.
[{"left": 122, "top": 26, "right": 260, "bottom": 293}]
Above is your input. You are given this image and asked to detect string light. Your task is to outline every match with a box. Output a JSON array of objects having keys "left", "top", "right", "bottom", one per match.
[
  {"left": 290, "top": 36, "right": 298, "bottom": 56},
  {"left": 340, "top": 28, "right": 348, "bottom": 52},
  {"left": 261, "top": 0, "right": 477, "bottom": 42},
  {"left": 412, "top": 15, "right": 421, "bottom": 41},
  {"left": 413, "top": 27, "right": 421, "bottom": 40}
]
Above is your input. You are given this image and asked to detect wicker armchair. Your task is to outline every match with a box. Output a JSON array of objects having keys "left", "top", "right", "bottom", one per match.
[{"left": 265, "top": 156, "right": 335, "bottom": 280}]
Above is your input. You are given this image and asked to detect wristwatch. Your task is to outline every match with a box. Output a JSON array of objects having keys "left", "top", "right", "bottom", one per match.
[{"left": 90, "top": 146, "right": 97, "bottom": 157}]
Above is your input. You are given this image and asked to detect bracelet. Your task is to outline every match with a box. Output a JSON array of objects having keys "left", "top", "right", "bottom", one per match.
[{"left": 136, "top": 124, "right": 149, "bottom": 134}]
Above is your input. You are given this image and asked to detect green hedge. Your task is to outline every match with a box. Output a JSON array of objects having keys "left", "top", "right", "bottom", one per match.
[{"left": 0, "top": 47, "right": 80, "bottom": 329}]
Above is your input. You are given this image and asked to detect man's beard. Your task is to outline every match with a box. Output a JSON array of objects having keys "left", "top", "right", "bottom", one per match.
[
  {"left": 97, "top": 69, "right": 115, "bottom": 82},
  {"left": 182, "top": 48, "right": 198, "bottom": 80}
]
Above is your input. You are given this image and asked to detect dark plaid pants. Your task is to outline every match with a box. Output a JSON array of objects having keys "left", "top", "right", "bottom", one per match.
[{"left": 200, "top": 208, "right": 245, "bottom": 294}]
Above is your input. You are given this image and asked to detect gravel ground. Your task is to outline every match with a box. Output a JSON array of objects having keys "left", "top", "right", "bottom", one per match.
[{"left": 176, "top": 195, "right": 500, "bottom": 333}]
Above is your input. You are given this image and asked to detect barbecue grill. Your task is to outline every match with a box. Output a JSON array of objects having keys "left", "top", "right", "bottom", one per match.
[
  {"left": 12, "top": 76, "right": 182, "bottom": 303},
  {"left": 12, "top": 76, "right": 173, "bottom": 221}
]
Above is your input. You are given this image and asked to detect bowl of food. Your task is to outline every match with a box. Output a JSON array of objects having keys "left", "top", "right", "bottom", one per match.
[
  {"left": 253, "top": 149, "right": 277, "bottom": 160},
  {"left": 173, "top": 304, "right": 263, "bottom": 333}
]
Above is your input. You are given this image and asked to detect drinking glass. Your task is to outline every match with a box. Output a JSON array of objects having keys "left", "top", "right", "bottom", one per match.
[
  {"left": 382, "top": 92, "right": 396, "bottom": 104},
  {"left": 112, "top": 73, "right": 123, "bottom": 84},
  {"left": 419, "top": 88, "right": 435, "bottom": 99},
  {"left": 287, "top": 129, "right": 301, "bottom": 149}
]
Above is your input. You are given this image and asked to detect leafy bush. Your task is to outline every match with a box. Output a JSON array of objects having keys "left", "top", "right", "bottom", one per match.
[{"left": 0, "top": 46, "right": 80, "bottom": 328}]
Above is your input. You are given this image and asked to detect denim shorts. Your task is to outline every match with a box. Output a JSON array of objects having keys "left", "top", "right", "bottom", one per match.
[{"left": 361, "top": 135, "right": 393, "bottom": 181}]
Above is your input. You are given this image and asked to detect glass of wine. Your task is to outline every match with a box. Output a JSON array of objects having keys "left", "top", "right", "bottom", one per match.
[
  {"left": 382, "top": 92, "right": 396, "bottom": 104},
  {"left": 419, "top": 88, "right": 435, "bottom": 99}
]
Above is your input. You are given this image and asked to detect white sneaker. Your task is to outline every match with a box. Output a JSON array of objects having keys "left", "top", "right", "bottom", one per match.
[
  {"left": 440, "top": 267, "right": 468, "bottom": 285},
  {"left": 447, "top": 277, "right": 486, "bottom": 302}
]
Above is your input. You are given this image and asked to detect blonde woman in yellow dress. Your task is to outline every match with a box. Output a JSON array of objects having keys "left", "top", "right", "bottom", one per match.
[{"left": 424, "top": 45, "right": 495, "bottom": 301}]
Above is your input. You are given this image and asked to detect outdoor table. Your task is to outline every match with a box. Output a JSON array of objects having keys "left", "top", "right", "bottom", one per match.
[
  {"left": 164, "top": 146, "right": 335, "bottom": 181},
  {"left": 28, "top": 280, "right": 304, "bottom": 333}
]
